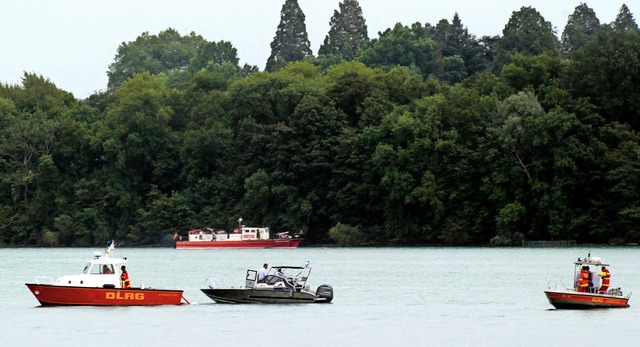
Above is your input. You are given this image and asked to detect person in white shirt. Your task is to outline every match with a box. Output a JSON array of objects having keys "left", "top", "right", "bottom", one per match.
[{"left": 257, "top": 263, "right": 268, "bottom": 283}]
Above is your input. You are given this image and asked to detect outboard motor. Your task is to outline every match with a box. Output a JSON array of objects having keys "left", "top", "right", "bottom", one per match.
[{"left": 315, "top": 284, "right": 333, "bottom": 303}]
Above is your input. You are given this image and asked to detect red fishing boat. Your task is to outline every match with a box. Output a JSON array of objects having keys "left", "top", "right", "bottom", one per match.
[
  {"left": 25, "top": 241, "right": 189, "bottom": 306},
  {"left": 544, "top": 253, "right": 631, "bottom": 309},
  {"left": 175, "top": 218, "right": 302, "bottom": 249}
]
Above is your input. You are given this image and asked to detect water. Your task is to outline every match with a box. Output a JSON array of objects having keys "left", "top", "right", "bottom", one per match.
[{"left": 3, "top": 246, "right": 640, "bottom": 346}]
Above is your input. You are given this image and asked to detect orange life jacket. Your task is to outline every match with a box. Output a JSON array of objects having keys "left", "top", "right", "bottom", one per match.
[
  {"left": 578, "top": 271, "right": 589, "bottom": 287},
  {"left": 121, "top": 272, "right": 131, "bottom": 288},
  {"left": 600, "top": 269, "right": 611, "bottom": 286}
]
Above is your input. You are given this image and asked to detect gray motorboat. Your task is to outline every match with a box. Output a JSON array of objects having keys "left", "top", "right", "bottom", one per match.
[{"left": 201, "top": 262, "right": 333, "bottom": 304}]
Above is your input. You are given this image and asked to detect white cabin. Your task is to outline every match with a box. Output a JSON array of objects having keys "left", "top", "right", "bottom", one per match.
[
  {"left": 54, "top": 242, "right": 127, "bottom": 288},
  {"left": 186, "top": 226, "right": 270, "bottom": 242}
]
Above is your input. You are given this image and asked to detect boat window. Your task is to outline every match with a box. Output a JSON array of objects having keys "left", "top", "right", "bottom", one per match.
[
  {"left": 102, "top": 264, "right": 114, "bottom": 274},
  {"left": 82, "top": 263, "right": 90, "bottom": 274},
  {"left": 90, "top": 264, "right": 102, "bottom": 275},
  {"left": 246, "top": 270, "right": 257, "bottom": 281}
]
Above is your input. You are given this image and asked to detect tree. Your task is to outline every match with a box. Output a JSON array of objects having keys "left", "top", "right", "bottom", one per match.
[
  {"left": 0, "top": 74, "right": 77, "bottom": 245},
  {"left": 357, "top": 23, "right": 438, "bottom": 80},
  {"left": 612, "top": 4, "right": 638, "bottom": 31},
  {"left": 189, "top": 41, "right": 240, "bottom": 72},
  {"left": 495, "top": 7, "right": 560, "bottom": 71},
  {"left": 568, "top": 26, "right": 640, "bottom": 129},
  {"left": 561, "top": 3, "right": 600, "bottom": 55},
  {"left": 432, "top": 13, "right": 486, "bottom": 75},
  {"left": 318, "top": 0, "right": 368, "bottom": 61},
  {"left": 91, "top": 74, "right": 180, "bottom": 240},
  {"left": 107, "top": 29, "right": 245, "bottom": 90},
  {"left": 265, "top": 0, "right": 312, "bottom": 72},
  {"left": 108, "top": 28, "right": 205, "bottom": 90}
]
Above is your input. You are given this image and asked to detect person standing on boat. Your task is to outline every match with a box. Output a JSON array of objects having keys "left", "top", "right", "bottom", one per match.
[
  {"left": 587, "top": 266, "right": 596, "bottom": 293},
  {"left": 258, "top": 263, "right": 268, "bottom": 283},
  {"left": 577, "top": 266, "right": 589, "bottom": 292},
  {"left": 598, "top": 266, "right": 611, "bottom": 294},
  {"left": 120, "top": 265, "right": 131, "bottom": 288}
]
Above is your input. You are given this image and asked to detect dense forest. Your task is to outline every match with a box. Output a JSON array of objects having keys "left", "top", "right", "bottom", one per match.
[{"left": 1, "top": 1, "right": 640, "bottom": 247}]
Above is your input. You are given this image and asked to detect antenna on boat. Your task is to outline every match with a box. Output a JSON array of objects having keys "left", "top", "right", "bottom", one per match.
[{"left": 105, "top": 240, "right": 115, "bottom": 257}]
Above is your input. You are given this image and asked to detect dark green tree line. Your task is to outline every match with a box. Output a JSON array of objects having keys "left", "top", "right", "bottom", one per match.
[{"left": 2, "top": 3, "right": 640, "bottom": 247}]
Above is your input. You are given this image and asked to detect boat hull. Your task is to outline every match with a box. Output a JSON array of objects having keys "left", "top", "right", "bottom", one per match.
[
  {"left": 201, "top": 288, "right": 329, "bottom": 304},
  {"left": 25, "top": 284, "right": 186, "bottom": 306},
  {"left": 544, "top": 290, "right": 630, "bottom": 309},
  {"left": 175, "top": 239, "right": 302, "bottom": 249}
]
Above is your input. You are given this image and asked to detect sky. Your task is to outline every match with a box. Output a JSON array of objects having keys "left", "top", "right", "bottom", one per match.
[{"left": 0, "top": 0, "right": 635, "bottom": 98}]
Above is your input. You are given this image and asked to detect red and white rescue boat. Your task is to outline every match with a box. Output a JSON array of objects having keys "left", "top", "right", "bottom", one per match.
[
  {"left": 175, "top": 218, "right": 302, "bottom": 249},
  {"left": 25, "top": 241, "right": 189, "bottom": 306},
  {"left": 544, "top": 254, "right": 631, "bottom": 309}
]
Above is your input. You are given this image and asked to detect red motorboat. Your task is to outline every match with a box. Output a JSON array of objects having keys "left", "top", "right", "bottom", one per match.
[
  {"left": 544, "top": 254, "right": 631, "bottom": 309},
  {"left": 175, "top": 218, "right": 302, "bottom": 249},
  {"left": 25, "top": 241, "right": 189, "bottom": 306}
]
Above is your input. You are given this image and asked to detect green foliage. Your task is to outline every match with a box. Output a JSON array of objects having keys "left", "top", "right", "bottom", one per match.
[
  {"left": 107, "top": 28, "right": 245, "bottom": 91},
  {"left": 568, "top": 26, "right": 640, "bottom": 129},
  {"left": 328, "top": 223, "right": 366, "bottom": 246},
  {"left": 266, "top": 0, "right": 313, "bottom": 72},
  {"left": 561, "top": 3, "right": 600, "bottom": 56},
  {"left": 495, "top": 7, "right": 560, "bottom": 72},
  {"left": 431, "top": 13, "right": 488, "bottom": 76},
  {"left": 318, "top": 0, "right": 368, "bottom": 60},
  {"left": 611, "top": 4, "right": 638, "bottom": 31},
  {"left": 501, "top": 53, "right": 565, "bottom": 91},
  {"left": 357, "top": 23, "right": 438, "bottom": 80},
  {"left": 5, "top": 4, "right": 640, "bottom": 247}
]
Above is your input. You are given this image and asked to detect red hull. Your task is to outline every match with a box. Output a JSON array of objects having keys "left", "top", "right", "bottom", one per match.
[
  {"left": 545, "top": 290, "right": 630, "bottom": 309},
  {"left": 175, "top": 239, "right": 302, "bottom": 249},
  {"left": 25, "top": 284, "right": 186, "bottom": 306}
]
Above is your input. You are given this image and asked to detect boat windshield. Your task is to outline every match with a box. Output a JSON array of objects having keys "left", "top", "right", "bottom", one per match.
[{"left": 268, "top": 266, "right": 310, "bottom": 287}]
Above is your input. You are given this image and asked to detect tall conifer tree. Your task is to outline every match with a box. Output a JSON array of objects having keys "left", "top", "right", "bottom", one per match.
[
  {"left": 432, "top": 13, "right": 486, "bottom": 74},
  {"left": 612, "top": 4, "right": 638, "bottom": 31},
  {"left": 266, "top": 0, "right": 312, "bottom": 72},
  {"left": 561, "top": 3, "right": 600, "bottom": 55},
  {"left": 318, "top": 0, "right": 368, "bottom": 60}
]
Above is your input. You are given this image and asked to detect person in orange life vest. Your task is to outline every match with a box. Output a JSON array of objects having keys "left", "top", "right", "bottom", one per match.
[
  {"left": 598, "top": 266, "right": 611, "bottom": 294},
  {"left": 120, "top": 265, "right": 131, "bottom": 288},
  {"left": 586, "top": 266, "right": 594, "bottom": 292},
  {"left": 102, "top": 265, "right": 113, "bottom": 274},
  {"left": 577, "top": 266, "right": 589, "bottom": 292}
]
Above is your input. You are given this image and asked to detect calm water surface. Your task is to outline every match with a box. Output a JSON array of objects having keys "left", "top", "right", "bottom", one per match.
[{"left": 3, "top": 246, "right": 640, "bottom": 346}]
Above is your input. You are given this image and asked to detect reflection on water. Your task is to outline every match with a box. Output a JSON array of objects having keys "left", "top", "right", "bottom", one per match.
[{"left": 3, "top": 247, "right": 640, "bottom": 346}]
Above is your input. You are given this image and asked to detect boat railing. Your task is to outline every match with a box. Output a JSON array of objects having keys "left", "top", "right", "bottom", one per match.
[
  {"left": 34, "top": 276, "right": 54, "bottom": 285},
  {"left": 547, "top": 278, "right": 574, "bottom": 291}
]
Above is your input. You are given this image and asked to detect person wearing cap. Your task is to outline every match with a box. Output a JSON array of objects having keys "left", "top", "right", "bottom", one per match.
[{"left": 598, "top": 266, "right": 611, "bottom": 294}]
